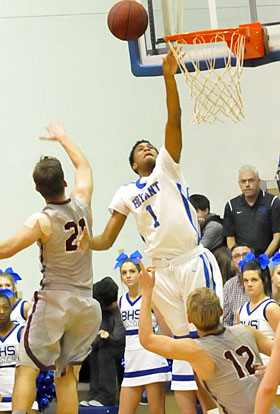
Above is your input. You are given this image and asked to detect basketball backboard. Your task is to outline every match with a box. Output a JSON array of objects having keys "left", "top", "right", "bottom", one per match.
[{"left": 129, "top": 0, "right": 280, "bottom": 76}]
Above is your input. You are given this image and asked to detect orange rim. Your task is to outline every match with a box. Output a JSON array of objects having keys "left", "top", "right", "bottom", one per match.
[{"left": 164, "top": 22, "right": 264, "bottom": 60}]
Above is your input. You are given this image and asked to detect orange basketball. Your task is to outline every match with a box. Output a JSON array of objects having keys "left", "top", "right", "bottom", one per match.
[{"left": 108, "top": 0, "right": 148, "bottom": 41}]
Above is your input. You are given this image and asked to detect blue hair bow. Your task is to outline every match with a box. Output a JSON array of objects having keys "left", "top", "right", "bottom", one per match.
[
  {"left": 0, "top": 267, "right": 22, "bottom": 283},
  {"left": 114, "top": 250, "right": 143, "bottom": 269},
  {"left": 272, "top": 251, "right": 280, "bottom": 268},
  {"left": 0, "top": 288, "right": 15, "bottom": 298},
  {"left": 238, "top": 252, "right": 270, "bottom": 273}
]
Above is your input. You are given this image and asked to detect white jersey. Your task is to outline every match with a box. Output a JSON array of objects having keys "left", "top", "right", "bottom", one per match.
[
  {"left": 119, "top": 293, "right": 171, "bottom": 386},
  {"left": 109, "top": 147, "right": 200, "bottom": 259},
  {"left": 0, "top": 323, "right": 38, "bottom": 410},
  {"left": 0, "top": 323, "right": 23, "bottom": 408},
  {"left": 239, "top": 298, "right": 276, "bottom": 339},
  {"left": 11, "top": 299, "right": 27, "bottom": 325},
  {"left": 119, "top": 293, "right": 158, "bottom": 351},
  {"left": 239, "top": 297, "right": 277, "bottom": 366}
]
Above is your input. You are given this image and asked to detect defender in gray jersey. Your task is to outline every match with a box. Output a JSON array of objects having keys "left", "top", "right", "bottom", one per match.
[
  {"left": 0, "top": 121, "right": 101, "bottom": 414},
  {"left": 138, "top": 260, "right": 279, "bottom": 414}
]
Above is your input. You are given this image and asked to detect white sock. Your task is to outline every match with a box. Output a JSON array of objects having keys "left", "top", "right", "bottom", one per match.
[{"left": 12, "top": 411, "right": 27, "bottom": 414}]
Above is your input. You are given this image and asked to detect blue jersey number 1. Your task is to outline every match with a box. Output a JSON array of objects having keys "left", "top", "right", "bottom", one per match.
[{"left": 146, "top": 205, "right": 160, "bottom": 228}]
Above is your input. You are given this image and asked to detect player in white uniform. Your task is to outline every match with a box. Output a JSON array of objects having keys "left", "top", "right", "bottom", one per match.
[
  {"left": 0, "top": 121, "right": 101, "bottom": 414},
  {"left": 0, "top": 270, "right": 31, "bottom": 324},
  {"left": 117, "top": 254, "right": 171, "bottom": 414},
  {"left": 0, "top": 292, "right": 38, "bottom": 413},
  {"left": 137, "top": 260, "right": 280, "bottom": 414},
  {"left": 79, "top": 48, "right": 223, "bottom": 414}
]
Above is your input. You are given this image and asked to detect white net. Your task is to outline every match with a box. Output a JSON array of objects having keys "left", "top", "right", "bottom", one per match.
[{"left": 167, "top": 32, "right": 245, "bottom": 124}]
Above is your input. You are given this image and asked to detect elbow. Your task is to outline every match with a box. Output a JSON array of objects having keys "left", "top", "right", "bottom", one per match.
[
  {"left": 102, "top": 233, "right": 117, "bottom": 250},
  {"left": 0, "top": 244, "right": 14, "bottom": 259},
  {"left": 259, "top": 382, "right": 277, "bottom": 397},
  {"left": 139, "top": 333, "right": 153, "bottom": 352},
  {"left": 139, "top": 336, "right": 149, "bottom": 350},
  {"left": 102, "top": 237, "right": 114, "bottom": 250},
  {"left": 106, "top": 238, "right": 114, "bottom": 249}
]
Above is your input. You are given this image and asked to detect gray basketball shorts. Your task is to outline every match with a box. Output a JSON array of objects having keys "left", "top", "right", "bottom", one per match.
[{"left": 17, "top": 289, "right": 101, "bottom": 377}]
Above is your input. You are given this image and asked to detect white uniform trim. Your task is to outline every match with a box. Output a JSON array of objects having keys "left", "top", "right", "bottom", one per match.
[
  {"left": 109, "top": 146, "right": 200, "bottom": 259},
  {"left": 120, "top": 293, "right": 171, "bottom": 387},
  {"left": 0, "top": 322, "right": 38, "bottom": 411},
  {"left": 11, "top": 299, "right": 27, "bottom": 325},
  {"left": 239, "top": 297, "right": 280, "bottom": 394},
  {"left": 24, "top": 212, "right": 52, "bottom": 236}
]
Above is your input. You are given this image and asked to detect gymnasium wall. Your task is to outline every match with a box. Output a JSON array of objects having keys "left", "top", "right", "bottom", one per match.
[{"left": 1, "top": 0, "right": 280, "bottom": 299}]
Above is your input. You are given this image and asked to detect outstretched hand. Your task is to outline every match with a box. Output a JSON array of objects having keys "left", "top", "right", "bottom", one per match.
[
  {"left": 138, "top": 258, "right": 156, "bottom": 293},
  {"left": 77, "top": 226, "right": 90, "bottom": 252},
  {"left": 40, "top": 121, "right": 67, "bottom": 141},
  {"left": 162, "top": 47, "right": 180, "bottom": 76}
]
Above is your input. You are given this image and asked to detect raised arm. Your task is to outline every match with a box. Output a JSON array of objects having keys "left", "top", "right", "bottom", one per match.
[
  {"left": 163, "top": 49, "right": 182, "bottom": 163},
  {"left": 137, "top": 259, "right": 214, "bottom": 380},
  {"left": 254, "top": 323, "right": 280, "bottom": 414},
  {"left": 138, "top": 259, "right": 186, "bottom": 359},
  {"left": 40, "top": 121, "right": 93, "bottom": 207}
]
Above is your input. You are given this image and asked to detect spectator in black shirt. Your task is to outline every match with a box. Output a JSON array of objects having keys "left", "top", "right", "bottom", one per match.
[{"left": 223, "top": 165, "right": 280, "bottom": 257}]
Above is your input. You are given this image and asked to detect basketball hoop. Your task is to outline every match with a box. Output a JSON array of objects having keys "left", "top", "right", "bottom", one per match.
[{"left": 164, "top": 23, "right": 265, "bottom": 123}]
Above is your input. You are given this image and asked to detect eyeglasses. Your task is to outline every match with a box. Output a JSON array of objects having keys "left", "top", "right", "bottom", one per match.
[{"left": 232, "top": 252, "right": 249, "bottom": 260}]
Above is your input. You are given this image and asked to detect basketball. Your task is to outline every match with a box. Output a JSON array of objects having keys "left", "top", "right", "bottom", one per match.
[{"left": 108, "top": 0, "right": 148, "bottom": 41}]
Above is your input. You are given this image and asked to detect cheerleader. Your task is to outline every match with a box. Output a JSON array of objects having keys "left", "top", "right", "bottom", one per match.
[
  {"left": 116, "top": 251, "right": 171, "bottom": 414},
  {"left": 0, "top": 291, "right": 38, "bottom": 413},
  {"left": 271, "top": 252, "right": 280, "bottom": 304},
  {"left": 0, "top": 268, "right": 31, "bottom": 324},
  {"left": 237, "top": 253, "right": 280, "bottom": 406}
]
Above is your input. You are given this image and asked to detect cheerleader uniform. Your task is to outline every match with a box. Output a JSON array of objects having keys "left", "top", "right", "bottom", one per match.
[
  {"left": 120, "top": 293, "right": 171, "bottom": 387},
  {"left": 11, "top": 298, "right": 28, "bottom": 324},
  {"left": 239, "top": 297, "right": 280, "bottom": 394},
  {"left": 0, "top": 322, "right": 38, "bottom": 411}
]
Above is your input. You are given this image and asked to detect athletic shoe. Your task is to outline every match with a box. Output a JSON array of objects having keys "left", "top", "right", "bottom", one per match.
[
  {"left": 88, "top": 400, "right": 104, "bottom": 406},
  {"left": 79, "top": 400, "right": 90, "bottom": 406},
  {"left": 140, "top": 392, "right": 148, "bottom": 406}
]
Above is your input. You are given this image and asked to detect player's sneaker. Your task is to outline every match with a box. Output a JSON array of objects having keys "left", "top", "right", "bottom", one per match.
[{"left": 88, "top": 400, "right": 104, "bottom": 406}]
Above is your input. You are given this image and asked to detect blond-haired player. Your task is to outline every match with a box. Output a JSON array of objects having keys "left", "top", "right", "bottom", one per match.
[{"left": 138, "top": 259, "right": 279, "bottom": 414}]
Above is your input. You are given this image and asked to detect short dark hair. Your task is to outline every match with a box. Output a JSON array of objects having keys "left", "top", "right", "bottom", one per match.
[
  {"left": 33, "top": 156, "right": 65, "bottom": 199},
  {"left": 189, "top": 194, "right": 210, "bottom": 211},
  {"left": 128, "top": 140, "right": 158, "bottom": 173},
  {"left": 0, "top": 292, "right": 11, "bottom": 307},
  {"left": 242, "top": 260, "right": 272, "bottom": 296},
  {"left": 93, "top": 276, "right": 119, "bottom": 308},
  {"left": 231, "top": 243, "right": 254, "bottom": 254}
]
